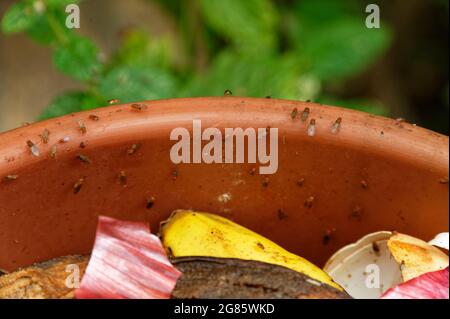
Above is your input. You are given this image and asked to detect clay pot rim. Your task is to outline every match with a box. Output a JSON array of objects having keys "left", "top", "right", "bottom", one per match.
[{"left": 0, "top": 97, "right": 448, "bottom": 177}]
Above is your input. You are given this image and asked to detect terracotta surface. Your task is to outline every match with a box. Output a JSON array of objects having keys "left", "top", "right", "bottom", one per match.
[{"left": 0, "top": 97, "right": 448, "bottom": 271}]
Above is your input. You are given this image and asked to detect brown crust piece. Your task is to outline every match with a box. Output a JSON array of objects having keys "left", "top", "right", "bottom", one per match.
[
  {"left": 0, "top": 255, "right": 88, "bottom": 299},
  {"left": 1, "top": 256, "right": 350, "bottom": 299},
  {"left": 171, "top": 257, "right": 350, "bottom": 299}
]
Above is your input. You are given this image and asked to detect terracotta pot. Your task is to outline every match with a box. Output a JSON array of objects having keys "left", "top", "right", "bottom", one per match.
[{"left": 0, "top": 97, "right": 448, "bottom": 271}]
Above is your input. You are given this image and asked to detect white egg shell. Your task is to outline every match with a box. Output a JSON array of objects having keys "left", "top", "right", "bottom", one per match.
[
  {"left": 428, "top": 232, "right": 449, "bottom": 250},
  {"left": 324, "top": 231, "right": 402, "bottom": 299}
]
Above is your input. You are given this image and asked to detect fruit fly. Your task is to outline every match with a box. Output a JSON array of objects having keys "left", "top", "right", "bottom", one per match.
[
  {"left": 78, "top": 120, "right": 87, "bottom": 134},
  {"left": 297, "top": 178, "right": 305, "bottom": 187},
  {"left": 291, "top": 107, "right": 298, "bottom": 120},
  {"left": 395, "top": 118, "right": 405, "bottom": 128},
  {"left": 146, "top": 196, "right": 155, "bottom": 209},
  {"left": 262, "top": 176, "right": 270, "bottom": 187},
  {"left": 323, "top": 228, "right": 336, "bottom": 245},
  {"left": 224, "top": 89, "right": 232, "bottom": 96},
  {"left": 50, "top": 145, "right": 57, "bottom": 159},
  {"left": 89, "top": 114, "right": 100, "bottom": 121},
  {"left": 73, "top": 178, "right": 84, "bottom": 194},
  {"left": 301, "top": 107, "right": 310, "bottom": 122},
  {"left": 361, "top": 180, "right": 368, "bottom": 189},
  {"left": 350, "top": 206, "right": 362, "bottom": 221},
  {"left": 131, "top": 103, "right": 148, "bottom": 111},
  {"left": 108, "top": 98, "right": 120, "bottom": 105},
  {"left": 59, "top": 136, "right": 71, "bottom": 143},
  {"left": 3, "top": 174, "right": 18, "bottom": 181},
  {"left": 172, "top": 168, "right": 179, "bottom": 180},
  {"left": 26, "top": 140, "right": 40, "bottom": 157},
  {"left": 119, "top": 171, "right": 127, "bottom": 186},
  {"left": 76, "top": 154, "right": 91, "bottom": 164},
  {"left": 304, "top": 196, "right": 315, "bottom": 208},
  {"left": 331, "top": 117, "right": 342, "bottom": 134},
  {"left": 307, "top": 119, "right": 316, "bottom": 137},
  {"left": 127, "top": 143, "right": 140, "bottom": 155},
  {"left": 372, "top": 242, "right": 380, "bottom": 255},
  {"left": 41, "top": 129, "right": 50, "bottom": 144},
  {"left": 277, "top": 209, "right": 287, "bottom": 220}
]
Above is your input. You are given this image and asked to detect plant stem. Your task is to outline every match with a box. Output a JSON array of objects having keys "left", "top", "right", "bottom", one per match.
[{"left": 46, "top": 11, "right": 69, "bottom": 46}]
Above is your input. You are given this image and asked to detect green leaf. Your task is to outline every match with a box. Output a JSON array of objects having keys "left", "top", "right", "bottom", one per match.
[
  {"left": 111, "top": 30, "right": 174, "bottom": 70},
  {"left": 25, "top": 7, "right": 70, "bottom": 44},
  {"left": 199, "top": 0, "right": 278, "bottom": 54},
  {"left": 294, "top": 0, "right": 358, "bottom": 25},
  {"left": 46, "top": 0, "right": 81, "bottom": 8},
  {"left": 99, "top": 66, "right": 178, "bottom": 103},
  {"left": 39, "top": 91, "right": 100, "bottom": 120},
  {"left": 180, "top": 51, "right": 312, "bottom": 100},
  {"left": 52, "top": 36, "right": 102, "bottom": 82},
  {"left": 300, "top": 19, "right": 391, "bottom": 82},
  {"left": 291, "top": 0, "right": 391, "bottom": 82},
  {"left": 1, "top": 1, "right": 39, "bottom": 34},
  {"left": 2, "top": 1, "right": 75, "bottom": 44}
]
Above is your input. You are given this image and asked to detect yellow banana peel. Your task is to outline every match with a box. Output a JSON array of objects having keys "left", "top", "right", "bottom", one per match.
[{"left": 160, "top": 210, "right": 342, "bottom": 291}]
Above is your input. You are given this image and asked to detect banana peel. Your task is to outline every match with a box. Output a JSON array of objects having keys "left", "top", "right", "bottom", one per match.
[{"left": 160, "top": 210, "right": 342, "bottom": 291}]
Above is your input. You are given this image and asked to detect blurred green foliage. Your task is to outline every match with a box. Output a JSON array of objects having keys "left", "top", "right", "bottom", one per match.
[{"left": 2, "top": 0, "right": 392, "bottom": 120}]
